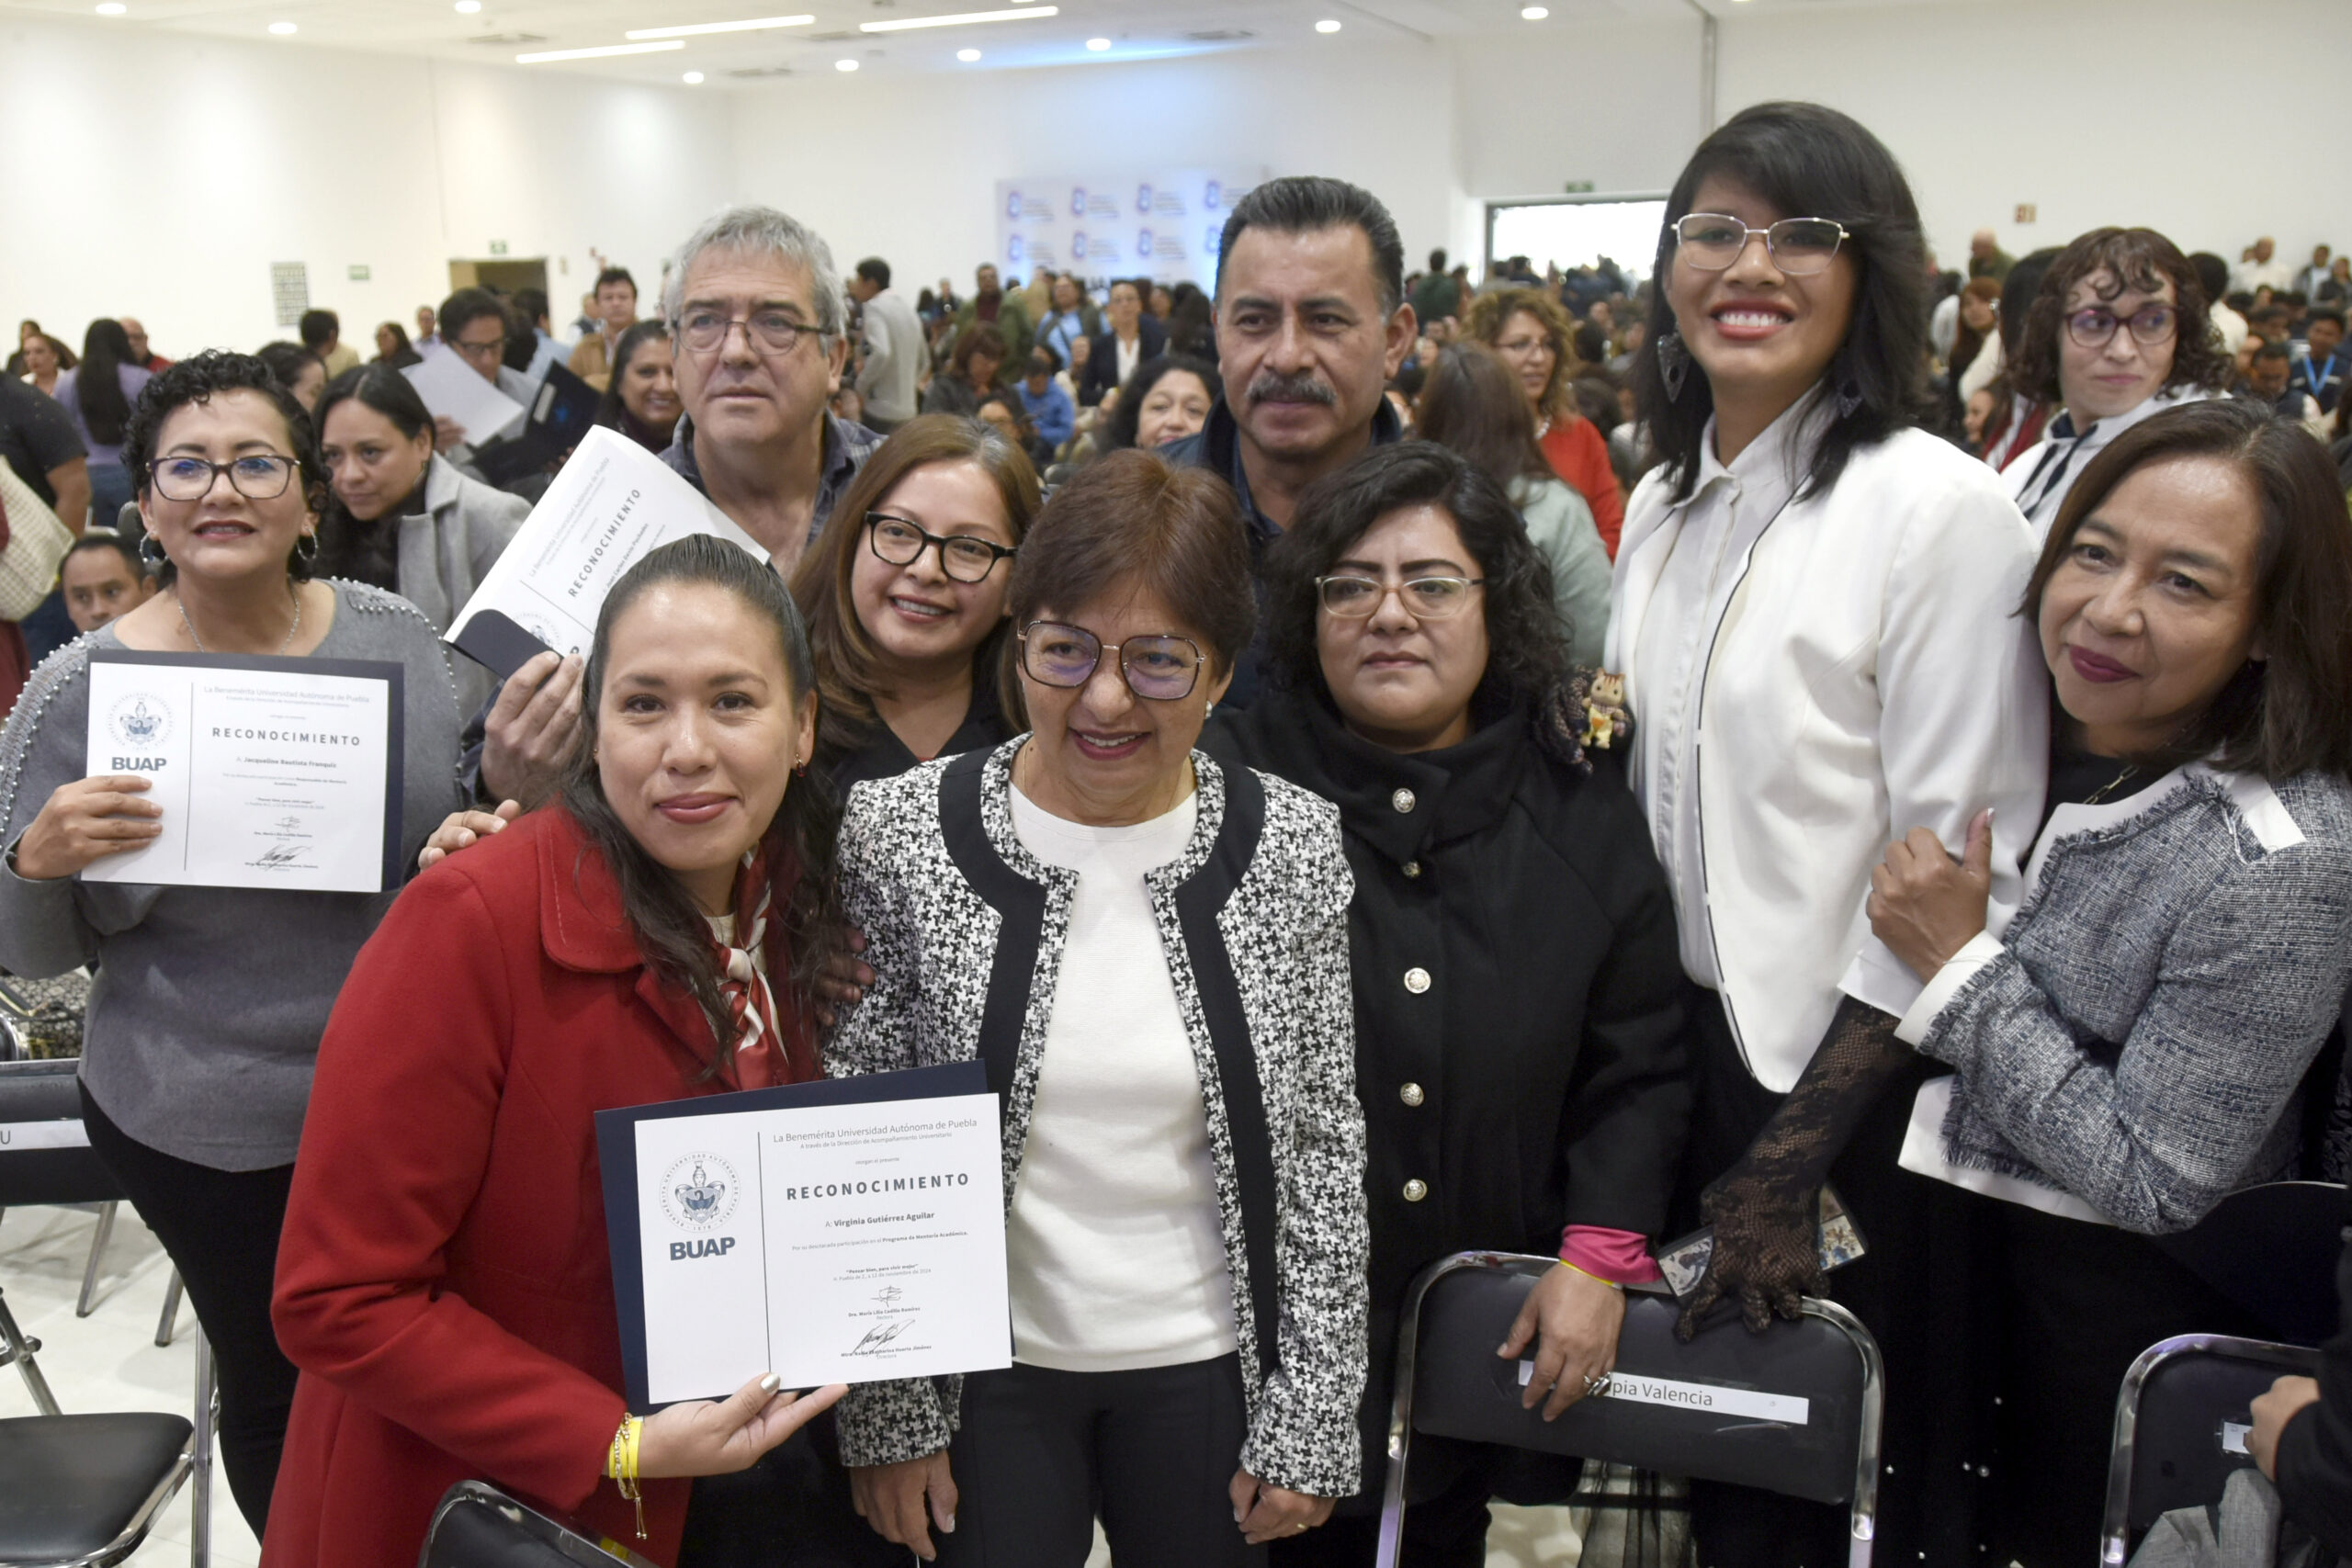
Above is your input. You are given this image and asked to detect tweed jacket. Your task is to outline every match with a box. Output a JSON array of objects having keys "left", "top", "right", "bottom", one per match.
[
  {"left": 824, "top": 739, "right": 1368, "bottom": 1498},
  {"left": 1895, "top": 763, "right": 2352, "bottom": 1234}
]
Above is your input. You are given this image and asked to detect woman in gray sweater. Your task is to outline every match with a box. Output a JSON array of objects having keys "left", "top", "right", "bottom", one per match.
[
  {"left": 1868, "top": 400, "right": 2352, "bottom": 1563},
  {"left": 0, "top": 353, "right": 462, "bottom": 1533}
]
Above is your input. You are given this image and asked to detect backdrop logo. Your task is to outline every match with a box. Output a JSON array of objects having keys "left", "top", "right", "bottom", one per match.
[
  {"left": 1008, "top": 234, "right": 1024, "bottom": 264},
  {"left": 1071, "top": 231, "right": 1088, "bottom": 259},
  {"left": 107, "top": 694, "right": 170, "bottom": 750},
  {"left": 1005, "top": 189, "right": 1023, "bottom": 220},
  {"left": 1204, "top": 180, "right": 1222, "bottom": 210},
  {"left": 1136, "top": 183, "right": 1153, "bottom": 214},
  {"left": 661, "top": 1154, "right": 741, "bottom": 1234},
  {"left": 1205, "top": 226, "right": 1221, "bottom": 256},
  {"left": 1136, "top": 228, "right": 1154, "bottom": 260},
  {"left": 1070, "top": 186, "right": 1088, "bottom": 217}
]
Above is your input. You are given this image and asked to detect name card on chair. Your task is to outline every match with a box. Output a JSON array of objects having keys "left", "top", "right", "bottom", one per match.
[
  {"left": 0, "top": 1120, "right": 90, "bottom": 1149},
  {"left": 1521, "top": 1362, "right": 1811, "bottom": 1426}
]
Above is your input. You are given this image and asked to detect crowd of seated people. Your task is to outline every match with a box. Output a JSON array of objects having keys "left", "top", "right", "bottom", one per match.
[{"left": 6, "top": 99, "right": 2352, "bottom": 1568}]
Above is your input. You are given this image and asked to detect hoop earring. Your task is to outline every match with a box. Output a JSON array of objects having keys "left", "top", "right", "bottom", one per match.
[
  {"left": 138, "top": 534, "right": 168, "bottom": 573},
  {"left": 293, "top": 533, "right": 320, "bottom": 567},
  {"left": 1656, "top": 329, "right": 1691, "bottom": 401}
]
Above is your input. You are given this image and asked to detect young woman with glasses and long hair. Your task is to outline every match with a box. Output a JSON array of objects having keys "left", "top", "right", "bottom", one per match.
[
  {"left": 2000, "top": 227, "right": 2233, "bottom": 537},
  {"left": 1611, "top": 100, "right": 2051, "bottom": 1565},
  {"left": 0, "top": 352, "right": 463, "bottom": 1536},
  {"left": 828, "top": 450, "right": 1366, "bottom": 1567}
]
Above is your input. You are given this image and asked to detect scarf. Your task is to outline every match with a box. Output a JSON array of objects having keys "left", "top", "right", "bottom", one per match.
[{"left": 710, "top": 844, "right": 817, "bottom": 1089}]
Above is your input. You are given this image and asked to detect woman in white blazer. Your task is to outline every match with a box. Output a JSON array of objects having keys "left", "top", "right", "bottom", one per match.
[
  {"left": 1999, "top": 226, "right": 2231, "bottom": 540},
  {"left": 314, "top": 365, "right": 530, "bottom": 713},
  {"left": 1604, "top": 101, "right": 2048, "bottom": 1567}
]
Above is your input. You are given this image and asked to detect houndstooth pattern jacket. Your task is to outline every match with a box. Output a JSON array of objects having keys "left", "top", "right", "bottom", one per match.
[
  {"left": 823, "top": 738, "right": 1369, "bottom": 1498},
  {"left": 1903, "top": 764, "right": 2352, "bottom": 1234}
]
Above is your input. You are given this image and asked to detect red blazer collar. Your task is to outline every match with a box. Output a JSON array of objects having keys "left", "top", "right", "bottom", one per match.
[{"left": 533, "top": 807, "right": 720, "bottom": 1068}]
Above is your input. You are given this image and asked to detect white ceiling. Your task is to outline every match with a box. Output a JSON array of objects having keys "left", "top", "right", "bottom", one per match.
[{"left": 2, "top": 0, "right": 1979, "bottom": 84}]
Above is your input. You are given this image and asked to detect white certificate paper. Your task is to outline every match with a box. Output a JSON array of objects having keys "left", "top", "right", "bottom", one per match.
[
  {"left": 620, "top": 1083, "right": 1011, "bottom": 1403},
  {"left": 83, "top": 650, "right": 402, "bottom": 893},
  {"left": 445, "top": 426, "right": 769, "bottom": 681},
  {"left": 401, "top": 349, "right": 526, "bottom": 447}
]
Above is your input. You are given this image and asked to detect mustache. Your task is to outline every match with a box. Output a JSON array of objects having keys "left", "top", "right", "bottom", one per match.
[{"left": 1246, "top": 370, "right": 1337, "bottom": 407}]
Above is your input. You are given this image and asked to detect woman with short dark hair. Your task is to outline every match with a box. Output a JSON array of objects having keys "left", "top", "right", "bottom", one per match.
[
  {"left": 832, "top": 450, "right": 1365, "bottom": 1565},
  {"left": 1869, "top": 400, "right": 2352, "bottom": 1562},
  {"left": 257, "top": 340, "right": 328, "bottom": 412},
  {"left": 315, "top": 365, "right": 529, "bottom": 713},
  {"left": 1612, "top": 100, "right": 2049, "bottom": 1564},
  {"left": 1213, "top": 441, "right": 1686, "bottom": 1566},
  {"left": 1102, "top": 354, "right": 1218, "bottom": 454},
  {"left": 267, "top": 536, "right": 850, "bottom": 1568},
  {"left": 2001, "top": 227, "right": 2232, "bottom": 536},
  {"left": 922, "top": 325, "right": 1008, "bottom": 418},
  {"left": 594, "top": 320, "right": 683, "bottom": 454},
  {"left": 0, "top": 350, "right": 463, "bottom": 1535}
]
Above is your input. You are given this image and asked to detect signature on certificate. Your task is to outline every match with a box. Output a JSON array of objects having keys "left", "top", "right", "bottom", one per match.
[
  {"left": 849, "top": 1317, "right": 915, "bottom": 1356},
  {"left": 254, "top": 843, "right": 311, "bottom": 869}
]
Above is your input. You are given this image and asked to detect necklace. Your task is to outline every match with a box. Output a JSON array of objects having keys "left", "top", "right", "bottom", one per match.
[
  {"left": 2081, "top": 763, "right": 2142, "bottom": 807},
  {"left": 176, "top": 584, "right": 302, "bottom": 656}
]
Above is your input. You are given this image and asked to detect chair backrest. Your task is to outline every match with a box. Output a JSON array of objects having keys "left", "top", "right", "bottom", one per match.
[
  {"left": 2155, "top": 1181, "right": 2347, "bottom": 1347},
  {"left": 0, "top": 1059, "right": 118, "bottom": 1209},
  {"left": 420, "top": 1481, "right": 652, "bottom": 1568},
  {"left": 2101, "top": 1333, "right": 2321, "bottom": 1564},
  {"left": 1385, "top": 1253, "right": 1880, "bottom": 1541}
]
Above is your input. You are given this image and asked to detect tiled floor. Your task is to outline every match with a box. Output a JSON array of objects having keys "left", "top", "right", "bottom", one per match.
[
  {"left": 0, "top": 1202, "right": 261, "bottom": 1567},
  {"left": 0, "top": 1201, "right": 1585, "bottom": 1566}
]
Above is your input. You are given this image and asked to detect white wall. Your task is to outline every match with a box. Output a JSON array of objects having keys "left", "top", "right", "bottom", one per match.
[
  {"left": 0, "top": 13, "right": 732, "bottom": 361},
  {"left": 1715, "top": 0, "right": 2352, "bottom": 275}
]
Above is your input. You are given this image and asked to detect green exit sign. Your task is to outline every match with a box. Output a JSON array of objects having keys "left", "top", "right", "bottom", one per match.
[
  {"left": 1563, "top": 180, "right": 1595, "bottom": 194},
  {"left": 348, "top": 265, "right": 370, "bottom": 281},
  {"left": 489, "top": 240, "right": 509, "bottom": 256}
]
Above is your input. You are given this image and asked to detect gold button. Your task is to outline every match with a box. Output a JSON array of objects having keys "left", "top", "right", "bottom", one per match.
[
  {"left": 1401, "top": 860, "right": 1421, "bottom": 878},
  {"left": 1402, "top": 1179, "right": 1428, "bottom": 1202},
  {"left": 1399, "top": 1082, "right": 1424, "bottom": 1107},
  {"left": 1404, "top": 966, "right": 1430, "bottom": 994},
  {"left": 1391, "top": 787, "right": 1417, "bottom": 813}
]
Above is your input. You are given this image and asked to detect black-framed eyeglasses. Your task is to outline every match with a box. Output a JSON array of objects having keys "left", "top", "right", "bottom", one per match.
[
  {"left": 2064, "top": 303, "right": 2177, "bottom": 350},
  {"left": 677, "top": 307, "right": 811, "bottom": 356},
  {"left": 1018, "top": 620, "right": 1205, "bottom": 701},
  {"left": 1315, "top": 574, "right": 1486, "bottom": 620},
  {"left": 865, "top": 513, "right": 1018, "bottom": 583},
  {"left": 1671, "top": 213, "right": 1852, "bottom": 276},
  {"left": 451, "top": 334, "right": 508, "bottom": 362},
  {"left": 146, "top": 454, "right": 300, "bottom": 502}
]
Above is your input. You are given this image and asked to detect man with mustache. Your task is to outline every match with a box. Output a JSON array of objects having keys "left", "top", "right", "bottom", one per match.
[
  {"left": 473, "top": 203, "right": 880, "bottom": 805},
  {"left": 1164, "top": 175, "right": 1417, "bottom": 706}
]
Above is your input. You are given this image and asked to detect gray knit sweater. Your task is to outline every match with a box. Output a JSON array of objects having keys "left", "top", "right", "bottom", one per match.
[
  {"left": 1904, "top": 764, "right": 2352, "bottom": 1233},
  {"left": 0, "top": 581, "right": 464, "bottom": 1169}
]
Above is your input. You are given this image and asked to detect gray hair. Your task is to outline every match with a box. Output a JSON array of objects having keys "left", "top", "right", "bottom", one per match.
[{"left": 662, "top": 203, "right": 848, "bottom": 344}]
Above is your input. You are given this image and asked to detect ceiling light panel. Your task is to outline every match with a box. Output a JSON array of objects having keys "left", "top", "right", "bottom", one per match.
[
  {"left": 516, "top": 39, "right": 686, "bottom": 62},
  {"left": 860, "top": 6, "right": 1060, "bottom": 33},
  {"left": 626, "top": 15, "right": 815, "bottom": 39}
]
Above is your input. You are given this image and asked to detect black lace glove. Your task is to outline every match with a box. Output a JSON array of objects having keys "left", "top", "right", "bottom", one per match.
[{"left": 1677, "top": 997, "right": 1912, "bottom": 1338}]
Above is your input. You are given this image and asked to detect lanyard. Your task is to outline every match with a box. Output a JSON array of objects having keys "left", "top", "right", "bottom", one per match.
[{"left": 2301, "top": 354, "right": 2340, "bottom": 389}]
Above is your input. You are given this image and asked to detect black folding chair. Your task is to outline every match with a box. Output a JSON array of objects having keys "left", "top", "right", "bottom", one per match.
[
  {"left": 2099, "top": 1333, "right": 2319, "bottom": 1566},
  {"left": 420, "top": 1481, "right": 658, "bottom": 1568},
  {"left": 0, "top": 1409, "right": 194, "bottom": 1568},
  {"left": 1378, "top": 1251, "right": 1883, "bottom": 1568}
]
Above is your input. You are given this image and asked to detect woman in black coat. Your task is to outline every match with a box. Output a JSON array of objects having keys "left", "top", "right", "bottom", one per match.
[{"left": 1205, "top": 441, "right": 1689, "bottom": 1568}]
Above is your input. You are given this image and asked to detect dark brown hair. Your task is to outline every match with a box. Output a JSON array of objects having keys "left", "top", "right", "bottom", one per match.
[
  {"left": 562, "top": 535, "right": 846, "bottom": 1080},
  {"left": 1006, "top": 448, "right": 1255, "bottom": 676},
  {"left": 1414, "top": 344, "right": 1555, "bottom": 493},
  {"left": 2025, "top": 399, "right": 2352, "bottom": 781},
  {"left": 2007, "top": 227, "right": 2231, "bottom": 408},
  {"left": 788, "top": 414, "right": 1040, "bottom": 761},
  {"left": 949, "top": 323, "right": 1008, "bottom": 384}
]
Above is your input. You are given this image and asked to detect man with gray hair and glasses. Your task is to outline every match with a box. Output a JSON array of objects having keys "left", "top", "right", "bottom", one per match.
[{"left": 470, "top": 203, "right": 882, "bottom": 806}]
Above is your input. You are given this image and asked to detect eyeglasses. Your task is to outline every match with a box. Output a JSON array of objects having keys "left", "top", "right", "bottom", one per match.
[
  {"left": 1670, "top": 213, "right": 1852, "bottom": 276},
  {"left": 677, "top": 308, "right": 810, "bottom": 356},
  {"left": 865, "top": 513, "right": 1018, "bottom": 583},
  {"left": 146, "top": 454, "right": 300, "bottom": 502},
  {"left": 2064, "top": 304, "right": 2177, "bottom": 350},
  {"left": 1315, "top": 574, "right": 1486, "bottom": 620},
  {"left": 1018, "top": 621, "right": 1206, "bottom": 702},
  {"left": 451, "top": 334, "right": 508, "bottom": 362}
]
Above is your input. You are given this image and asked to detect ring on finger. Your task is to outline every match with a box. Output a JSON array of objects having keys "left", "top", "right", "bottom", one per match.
[{"left": 1581, "top": 1371, "right": 1612, "bottom": 1395}]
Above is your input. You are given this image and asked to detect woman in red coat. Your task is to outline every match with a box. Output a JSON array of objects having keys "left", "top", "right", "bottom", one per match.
[
  {"left": 265, "top": 536, "right": 847, "bottom": 1568},
  {"left": 1464, "top": 287, "right": 1629, "bottom": 557}
]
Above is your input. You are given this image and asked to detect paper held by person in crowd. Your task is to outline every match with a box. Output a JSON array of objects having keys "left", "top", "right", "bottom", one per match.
[
  {"left": 444, "top": 425, "right": 768, "bottom": 682},
  {"left": 596, "top": 1062, "right": 1012, "bottom": 1407},
  {"left": 82, "top": 649, "right": 405, "bottom": 894},
  {"left": 401, "top": 349, "right": 526, "bottom": 448}
]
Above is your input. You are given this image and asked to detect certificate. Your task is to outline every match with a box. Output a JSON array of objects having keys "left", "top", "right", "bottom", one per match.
[
  {"left": 597, "top": 1063, "right": 1012, "bottom": 1406},
  {"left": 445, "top": 426, "right": 770, "bottom": 682},
  {"left": 83, "top": 649, "right": 404, "bottom": 893},
  {"left": 401, "top": 349, "right": 526, "bottom": 448}
]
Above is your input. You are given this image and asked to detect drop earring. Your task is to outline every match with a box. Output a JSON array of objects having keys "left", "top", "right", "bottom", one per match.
[{"left": 1656, "top": 329, "right": 1690, "bottom": 401}]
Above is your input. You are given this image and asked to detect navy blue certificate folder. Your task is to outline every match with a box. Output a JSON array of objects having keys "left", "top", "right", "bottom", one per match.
[{"left": 594, "top": 1060, "right": 989, "bottom": 1410}]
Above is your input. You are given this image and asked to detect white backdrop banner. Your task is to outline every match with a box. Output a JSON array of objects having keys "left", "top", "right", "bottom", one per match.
[{"left": 993, "top": 171, "right": 1265, "bottom": 293}]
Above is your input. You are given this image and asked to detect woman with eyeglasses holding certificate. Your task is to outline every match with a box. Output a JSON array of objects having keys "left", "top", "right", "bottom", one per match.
[
  {"left": 1607, "top": 102, "right": 2047, "bottom": 1566},
  {"left": 1999, "top": 227, "right": 2232, "bottom": 539},
  {"left": 0, "top": 352, "right": 462, "bottom": 1536},
  {"left": 828, "top": 450, "right": 1365, "bottom": 1566}
]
